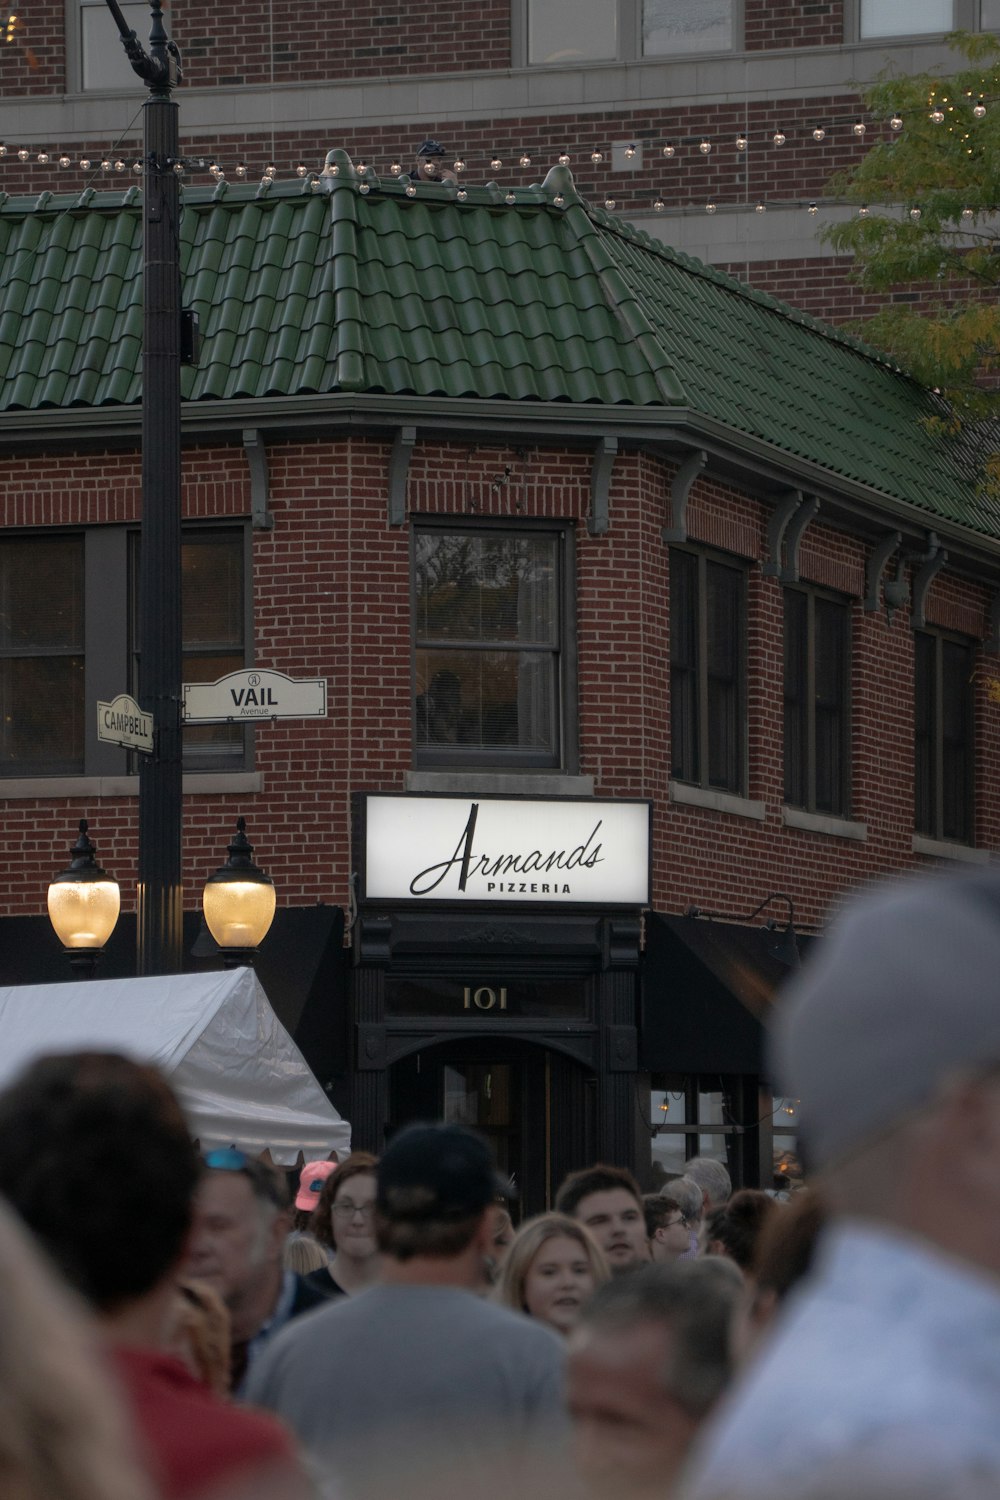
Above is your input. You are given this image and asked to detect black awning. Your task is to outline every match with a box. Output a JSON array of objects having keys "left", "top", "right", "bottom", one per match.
[
  {"left": 0, "top": 906, "right": 348, "bottom": 1098},
  {"left": 640, "top": 911, "right": 806, "bottom": 1076}
]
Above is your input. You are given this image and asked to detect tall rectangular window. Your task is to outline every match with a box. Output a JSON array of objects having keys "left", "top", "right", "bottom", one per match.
[
  {"left": 915, "top": 630, "right": 974, "bottom": 843},
  {"left": 670, "top": 548, "right": 746, "bottom": 793},
  {"left": 0, "top": 536, "right": 84, "bottom": 774},
  {"left": 78, "top": 0, "right": 150, "bottom": 89},
  {"left": 643, "top": 0, "right": 733, "bottom": 55},
  {"left": 527, "top": 0, "right": 617, "bottom": 62},
  {"left": 784, "top": 587, "right": 850, "bottom": 815},
  {"left": 413, "top": 523, "right": 573, "bottom": 769},
  {"left": 131, "top": 529, "right": 247, "bottom": 770}
]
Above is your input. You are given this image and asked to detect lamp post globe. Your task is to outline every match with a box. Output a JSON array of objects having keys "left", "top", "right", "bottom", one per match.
[
  {"left": 47, "top": 820, "right": 121, "bottom": 979},
  {"left": 202, "top": 817, "right": 276, "bottom": 967}
]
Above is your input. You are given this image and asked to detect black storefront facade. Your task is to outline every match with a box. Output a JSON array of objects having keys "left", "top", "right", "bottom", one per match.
[{"left": 346, "top": 791, "right": 652, "bottom": 1216}]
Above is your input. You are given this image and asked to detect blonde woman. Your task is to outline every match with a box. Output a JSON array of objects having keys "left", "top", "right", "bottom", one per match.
[{"left": 495, "top": 1212, "right": 609, "bottom": 1335}]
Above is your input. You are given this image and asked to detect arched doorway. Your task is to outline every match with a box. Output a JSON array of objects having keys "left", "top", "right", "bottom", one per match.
[{"left": 388, "top": 1036, "right": 595, "bottom": 1218}]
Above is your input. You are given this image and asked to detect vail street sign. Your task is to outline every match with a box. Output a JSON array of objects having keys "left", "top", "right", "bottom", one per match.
[
  {"left": 183, "top": 669, "right": 327, "bottom": 724},
  {"left": 97, "top": 694, "right": 154, "bottom": 754}
]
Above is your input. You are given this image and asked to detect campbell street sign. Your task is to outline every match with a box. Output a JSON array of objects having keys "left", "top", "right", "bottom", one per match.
[
  {"left": 97, "top": 694, "right": 154, "bottom": 753},
  {"left": 183, "top": 669, "right": 327, "bottom": 724}
]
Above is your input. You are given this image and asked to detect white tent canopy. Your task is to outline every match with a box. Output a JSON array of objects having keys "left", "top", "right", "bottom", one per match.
[{"left": 0, "top": 967, "right": 351, "bottom": 1164}]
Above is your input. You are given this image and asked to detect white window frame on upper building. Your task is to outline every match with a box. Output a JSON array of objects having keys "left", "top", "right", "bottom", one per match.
[
  {"left": 511, "top": 0, "right": 741, "bottom": 67},
  {"left": 845, "top": 0, "right": 995, "bottom": 41},
  {"left": 69, "top": 0, "right": 150, "bottom": 92}
]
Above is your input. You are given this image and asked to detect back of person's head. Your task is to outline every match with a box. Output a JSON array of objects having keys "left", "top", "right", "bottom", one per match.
[
  {"left": 282, "top": 1234, "right": 328, "bottom": 1276},
  {"left": 705, "top": 1189, "right": 778, "bottom": 1272},
  {"left": 167, "top": 1278, "right": 232, "bottom": 1396},
  {"left": 771, "top": 866, "right": 1000, "bottom": 1185},
  {"left": 661, "top": 1173, "right": 704, "bottom": 1224},
  {"left": 311, "top": 1150, "right": 378, "bottom": 1250},
  {"left": 684, "top": 1156, "right": 732, "bottom": 1212},
  {"left": 574, "top": 1258, "right": 743, "bottom": 1419},
  {"left": 751, "top": 1189, "right": 825, "bottom": 1303},
  {"left": 495, "top": 1211, "right": 609, "bottom": 1313},
  {"left": 555, "top": 1163, "right": 643, "bottom": 1219},
  {"left": 643, "top": 1194, "right": 683, "bottom": 1238},
  {"left": 0, "top": 1051, "right": 199, "bottom": 1311},
  {"left": 376, "top": 1123, "right": 506, "bottom": 1261},
  {"left": 0, "top": 1195, "right": 155, "bottom": 1500}
]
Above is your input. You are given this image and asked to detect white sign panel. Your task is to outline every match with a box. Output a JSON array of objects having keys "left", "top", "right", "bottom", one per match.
[
  {"left": 364, "top": 795, "right": 651, "bottom": 906},
  {"left": 96, "top": 694, "right": 154, "bottom": 753},
  {"left": 183, "top": 670, "right": 327, "bottom": 724}
]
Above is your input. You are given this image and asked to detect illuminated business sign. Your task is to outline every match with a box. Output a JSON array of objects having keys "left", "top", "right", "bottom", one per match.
[{"left": 362, "top": 794, "right": 651, "bottom": 906}]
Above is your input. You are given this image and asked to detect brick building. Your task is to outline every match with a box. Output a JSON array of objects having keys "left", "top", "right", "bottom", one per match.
[{"left": 1, "top": 3, "right": 999, "bottom": 1203}]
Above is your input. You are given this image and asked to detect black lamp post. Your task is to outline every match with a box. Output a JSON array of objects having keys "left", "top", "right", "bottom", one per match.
[
  {"left": 202, "top": 818, "right": 277, "bottom": 968},
  {"left": 105, "top": 0, "right": 183, "bottom": 975}
]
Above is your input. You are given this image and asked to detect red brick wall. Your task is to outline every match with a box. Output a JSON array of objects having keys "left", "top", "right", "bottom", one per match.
[
  {"left": 745, "top": 0, "right": 844, "bottom": 50},
  {"left": 1, "top": 433, "right": 996, "bottom": 932},
  {"left": 0, "top": 0, "right": 64, "bottom": 94}
]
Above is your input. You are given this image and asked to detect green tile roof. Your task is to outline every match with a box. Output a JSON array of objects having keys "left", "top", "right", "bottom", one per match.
[{"left": 0, "top": 157, "right": 994, "bottom": 537}]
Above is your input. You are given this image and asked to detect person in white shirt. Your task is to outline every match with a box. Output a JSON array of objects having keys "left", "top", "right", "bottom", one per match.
[{"left": 680, "top": 865, "right": 1000, "bottom": 1500}]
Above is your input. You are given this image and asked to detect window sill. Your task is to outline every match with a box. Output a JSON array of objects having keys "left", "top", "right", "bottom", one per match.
[
  {"left": 782, "top": 806, "right": 867, "bottom": 841},
  {"left": 0, "top": 772, "right": 263, "bottom": 799},
  {"left": 405, "top": 771, "right": 595, "bottom": 797},
  {"left": 669, "top": 782, "right": 765, "bottom": 821},
  {"left": 912, "top": 834, "right": 990, "bottom": 865}
]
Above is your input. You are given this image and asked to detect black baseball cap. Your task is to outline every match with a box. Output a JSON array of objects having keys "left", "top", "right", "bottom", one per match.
[
  {"left": 377, "top": 1122, "right": 515, "bottom": 1222},
  {"left": 416, "top": 138, "right": 446, "bottom": 157}
]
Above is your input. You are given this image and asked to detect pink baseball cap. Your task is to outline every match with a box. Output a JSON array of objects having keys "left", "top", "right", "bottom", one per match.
[{"left": 295, "top": 1159, "right": 337, "bottom": 1211}]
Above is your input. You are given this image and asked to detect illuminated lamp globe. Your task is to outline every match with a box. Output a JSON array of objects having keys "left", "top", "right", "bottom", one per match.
[
  {"left": 202, "top": 817, "right": 276, "bottom": 967},
  {"left": 47, "top": 820, "right": 120, "bottom": 978}
]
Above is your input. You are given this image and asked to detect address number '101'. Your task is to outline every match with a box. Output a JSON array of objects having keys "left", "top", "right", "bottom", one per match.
[{"left": 463, "top": 986, "right": 508, "bottom": 1011}]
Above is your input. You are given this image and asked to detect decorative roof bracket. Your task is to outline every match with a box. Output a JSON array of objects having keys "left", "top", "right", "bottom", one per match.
[
  {"left": 911, "top": 534, "right": 946, "bottom": 629},
  {"left": 388, "top": 425, "right": 416, "bottom": 527},
  {"left": 588, "top": 437, "right": 619, "bottom": 536},
  {"left": 864, "top": 530, "right": 902, "bottom": 612},
  {"left": 761, "top": 490, "right": 803, "bottom": 577},
  {"left": 661, "top": 448, "right": 708, "bottom": 544},
  {"left": 242, "top": 429, "right": 274, "bottom": 530},
  {"left": 780, "top": 496, "right": 819, "bottom": 583}
]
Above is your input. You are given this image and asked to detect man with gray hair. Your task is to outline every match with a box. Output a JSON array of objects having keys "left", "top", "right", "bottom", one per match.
[
  {"left": 681, "top": 865, "right": 1000, "bottom": 1499},
  {"left": 683, "top": 1157, "right": 732, "bottom": 1215},
  {"left": 567, "top": 1259, "right": 743, "bottom": 1497}
]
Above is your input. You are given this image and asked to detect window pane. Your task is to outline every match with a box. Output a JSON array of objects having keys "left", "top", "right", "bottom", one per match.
[
  {"left": 0, "top": 537, "right": 83, "bottom": 651},
  {"left": 705, "top": 561, "right": 741, "bottom": 791},
  {"left": 0, "top": 657, "right": 84, "bottom": 771},
  {"left": 416, "top": 534, "right": 556, "bottom": 645},
  {"left": 415, "top": 648, "right": 554, "bottom": 750},
  {"left": 914, "top": 632, "right": 934, "bottom": 836},
  {"left": 528, "top": 0, "right": 617, "bottom": 62},
  {"left": 182, "top": 533, "right": 243, "bottom": 649},
  {"left": 813, "top": 599, "right": 846, "bottom": 815},
  {"left": 643, "top": 0, "right": 732, "bottom": 55},
  {"left": 81, "top": 1, "right": 151, "bottom": 89},
  {"left": 982, "top": 0, "right": 1000, "bottom": 27},
  {"left": 941, "top": 639, "right": 972, "bottom": 842},
  {"left": 783, "top": 592, "right": 807, "bottom": 807},
  {"left": 669, "top": 550, "right": 698, "bottom": 783},
  {"left": 860, "top": 0, "right": 952, "bottom": 36}
]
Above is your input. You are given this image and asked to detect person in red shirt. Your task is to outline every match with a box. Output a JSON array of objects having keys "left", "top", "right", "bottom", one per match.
[{"left": 0, "top": 1050, "right": 316, "bottom": 1500}]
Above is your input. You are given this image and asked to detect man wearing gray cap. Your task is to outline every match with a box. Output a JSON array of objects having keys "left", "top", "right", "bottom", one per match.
[{"left": 680, "top": 865, "right": 1000, "bottom": 1500}]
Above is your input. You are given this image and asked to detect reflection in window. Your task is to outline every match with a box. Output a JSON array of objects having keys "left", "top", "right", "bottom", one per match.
[
  {"left": 860, "top": 0, "right": 952, "bottom": 36},
  {"left": 527, "top": 0, "right": 617, "bottom": 63},
  {"left": 784, "top": 587, "right": 850, "bottom": 816},
  {"left": 670, "top": 548, "right": 746, "bottom": 793},
  {"left": 0, "top": 537, "right": 84, "bottom": 773},
  {"left": 914, "top": 629, "right": 973, "bottom": 843},
  {"left": 643, "top": 0, "right": 732, "bottom": 55},
  {"left": 414, "top": 527, "right": 562, "bottom": 767}
]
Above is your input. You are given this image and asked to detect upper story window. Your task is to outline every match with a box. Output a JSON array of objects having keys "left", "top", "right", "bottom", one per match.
[
  {"left": 783, "top": 586, "right": 850, "bottom": 817},
  {"left": 413, "top": 520, "right": 577, "bottom": 771},
  {"left": 0, "top": 524, "right": 250, "bottom": 779},
  {"left": 852, "top": 0, "right": 993, "bottom": 38},
  {"left": 0, "top": 535, "right": 84, "bottom": 775},
  {"left": 914, "top": 628, "right": 974, "bottom": 844},
  {"left": 669, "top": 547, "right": 746, "bottom": 795},
  {"left": 521, "top": 0, "right": 734, "bottom": 64},
  {"left": 75, "top": 0, "right": 150, "bottom": 90}
]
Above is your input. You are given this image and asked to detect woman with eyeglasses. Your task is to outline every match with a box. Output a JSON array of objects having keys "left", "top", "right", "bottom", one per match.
[{"left": 304, "top": 1152, "right": 380, "bottom": 1297}]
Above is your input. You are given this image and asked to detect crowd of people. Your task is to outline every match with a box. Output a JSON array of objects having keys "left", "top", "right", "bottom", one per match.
[{"left": 2, "top": 860, "right": 1000, "bottom": 1500}]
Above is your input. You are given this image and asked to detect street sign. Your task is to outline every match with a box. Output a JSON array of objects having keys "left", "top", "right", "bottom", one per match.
[
  {"left": 97, "top": 694, "right": 154, "bottom": 754},
  {"left": 183, "top": 669, "right": 327, "bottom": 724}
]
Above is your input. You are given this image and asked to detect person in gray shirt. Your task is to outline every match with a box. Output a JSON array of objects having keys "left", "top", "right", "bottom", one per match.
[{"left": 246, "top": 1122, "right": 567, "bottom": 1498}]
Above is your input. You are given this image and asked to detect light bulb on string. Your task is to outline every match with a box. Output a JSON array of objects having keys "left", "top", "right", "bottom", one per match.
[
  {"left": 807, "top": 201, "right": 818, "bottom": 214},
  {"left": 705, "top": 201, "right": 716, "bottom": 214},
  {"left": 773, "top": 129, "right": 786, "bottom": 146},
  {"left": 591, "top": 148, "right": 604, "bottom": 163},
  {"left": 653, "top": 195, "right": 665, "bottom": 211},
  {"left": 405, "top": 182, "right": 416, "bottom": 196},
  {"left": 604, "top": 195, "right": 616, "bottom": 209},
  {"left": 974, "top": 98, "right": 987, "bottom": 118},
  {"left": 132, "top": 160, "right": 142, "bottom": 175},
  {"left": 58, "top": 154, "right": 70, "bottom": 168},
  {"left": 755, "top": 201, "right": 765, "bottom": 213},
  {"left": 625, "top": 143, "right": 636, "bottom": 159},
  {"left": 389, "top": 159, "right": 402, "bottom": 175},
  {"left": 853, "top": 120, "right": 866, "bottom": 136},
  {"left": 961, "top": 206, "right": 974, "bottom": 221},
  {"left": 0, "top": 144, "right": 6, "bottom": 157},
  {"left": 553, "top": 192, "right": 565, "bottom": 206},
  {"left": 812, "top": 125, "right": 826, "bottom": 141},
  {"left": 930, "top": 107, "right": 945, "bottom": 123},
  {"left": 890, "top": 113, "right": 903, "bottom": 130},
  {"left": 114, "top": 159, "right": 125, "bottom": 171},
  {"left": 17, "top": 147, "right": 28, "bottom": 161},
  {"left": 452, "top": 158, "right": 465, "bottom": 173},
  {"left": 295, "top": 161, "right": 307, "bottom": 177},
  {"left": 858, "top": 204, "right": 870, "bottom": 217},
  {"left": 519, "top": 153, "right": 531, "bottom": 167},
  {"left": 235, "top": 161, "right": 247, "bottom": 178},
  {"left": 699, "top": 138, "right": 711, "bottom": 154},
  {"left": 37, "top": 150, "right": 49, "bottom": 164},
  {"left": 505, "top": 190, "right": 516, "bottom": 204},
  {"left": 736, "top": 133, "right": 747, "bottom": 150},
  {"left": 558, "top": 152, "right": 571, "bottom": 165},
  {"left": 910, "top": 205, "right": 922, "bottom": 220},
  {"left": 662, "top": 142, "right": 675, "bottom": 158},
  {"left": 358, "top": 181, "right": 370, "bottom": 194},
  {"left": 457, "top": 187, "right": 467, "bottom": 201},
  {"left": 100, "top": 158, "right": 112, "bottom": 171},
  {"left": 79, "top": 156, "right": 91, "bottom": 170},
  {"left": 490, "top": 155, "right": 502, "bottom": 171}
]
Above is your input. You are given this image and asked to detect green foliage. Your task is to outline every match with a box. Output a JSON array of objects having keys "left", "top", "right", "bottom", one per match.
[{"left": 820, "top": 32, "right": 1000, "bottom": 480}]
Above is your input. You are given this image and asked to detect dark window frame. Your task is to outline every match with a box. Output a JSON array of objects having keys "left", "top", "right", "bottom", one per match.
[
  {"left": 914, "top": 626, "right": 975, "bottom": 844},
  {"left": 410, "top": 516, "right": 578, "bottom": 773},
  {"left": 669, "top": 544, "right": 748, "bottom": 796},
  {"left": 512, "top": 0, "right": 741, "bottom": 65},
  {"left": 0, "top": 521, "right": 252, "bottom": 780},
  {"left": 783, "top": 583, "right": 851, "bottom": 817}
]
